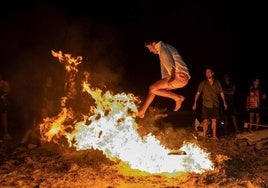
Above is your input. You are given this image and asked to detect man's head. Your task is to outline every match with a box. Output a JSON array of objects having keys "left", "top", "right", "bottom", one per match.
[
  {"left": 144, "top": 39, "right": 159, "bottom": 54},
  {"left": 223, "top": 74, "right": 231, "bottom": 83},
  {"left": 205, "top": 68, "right": 214, "bottom": 79},
  {"left": 252, "top": 78, "right": 260, "bottom": 87}
]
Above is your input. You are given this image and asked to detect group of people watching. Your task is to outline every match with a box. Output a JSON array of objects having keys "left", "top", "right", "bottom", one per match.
[{"left": 191, "top": 70, "right": 267, "bottom": 140}]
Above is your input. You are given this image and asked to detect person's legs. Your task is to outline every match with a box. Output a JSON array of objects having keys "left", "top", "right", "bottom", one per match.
[
  {"left": 149, "top": 83, "right": 185, "bottom": 111},
  {"left": 156, "top": 73, "right": 189, "bottom": 111},
  {"left": 210, "top": 106, "right": 219, "bottom": 140},
  {"left": 201, "top": 106, "right": 209, "bottom": 140},
  {"left": 137, "top": 78, "right": 170, "bottom": 118},
  {"left": 231, "top": 115, "right": 239, "bottom": 133},
  {"left": 255, "top": 112, "right": 260, "bottom": 130},
  {"left": 1, "top": 112, "right": 11, "bottom": 140},
  {"left": 202, "top": 119, "right": 209, "bottom": 139},
  {"left": 249, "top": 111, "right": 254, "bottom": 131},
  {"left": 137, "top": 91, "right": 156, "bottom": 118},
  {"left": 228, "top": 103, "right": 239, "bottom": 133},
  {"left": 211, "top": 118, "right": 218, "bottom": 140},
  {"left": 137, "top": 74, "right": 189, "bottom": 118}
]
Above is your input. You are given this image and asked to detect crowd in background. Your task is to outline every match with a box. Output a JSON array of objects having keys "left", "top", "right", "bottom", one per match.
[{"left": 193, "top": 70, "right": 268, "bottom": 140}]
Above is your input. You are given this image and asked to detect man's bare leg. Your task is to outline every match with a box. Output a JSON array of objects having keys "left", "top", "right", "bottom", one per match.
[
  {"left": 174, "top": 96, "right": 185, "bottom": 111},
  {"left": 231, "top": 115, "right": 239, "bottom": 133},
  {"left": 137, "top": 77, "right": 187, "bottom": 118},
  {"left": 137, "top": 92, "right": 155, "bottom": 118},
  {"left": 211, "top": 119, "right": 218, "bottom": 140},
  {"left": 152, "top": 89, "right": 185, "bottom": 111},
  {"left": 202, "top": 119, "right": 209, "bottom": 141}
]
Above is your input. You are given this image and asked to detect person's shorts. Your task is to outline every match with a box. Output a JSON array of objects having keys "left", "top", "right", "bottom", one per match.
[
  {"left": 248, "top": 108, "right": 260, "bottom": 113},
  {"left": 202, "top": 105, "right": 220, "bottom": 120},
  {"left": 169, "top": 72, "right": 190, "bottom": 88}
]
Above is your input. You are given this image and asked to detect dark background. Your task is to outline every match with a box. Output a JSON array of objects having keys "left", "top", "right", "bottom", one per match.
[{"left": 0, "top": 0, "right": 267, "bottom": 129}]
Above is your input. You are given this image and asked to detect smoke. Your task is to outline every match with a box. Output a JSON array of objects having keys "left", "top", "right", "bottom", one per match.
[{"left": 1, "top": 2, "right": 128, "bottom": 134}]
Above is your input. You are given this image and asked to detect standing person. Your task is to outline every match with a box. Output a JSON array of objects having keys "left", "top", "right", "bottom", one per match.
[
  {"left": 43, "top": 76, "right": 58, "bottom": 117},
  {"left": 247, "top": 77, "right": 267, "bottom": 130},
  {"left": 0, "top": 72, "right": 12, "bottom": 140},
  {"left": 137, "top": 39, "right": 191, "bottom": 118},
  {"left": 192, "top": 68, "right": 227, "bottom": 140},
  {"left": 222, "top": 74, "right": 239, "bottom": 134},
  {"left": 246, "top": 90, "right": 260, "bottom": 131}
]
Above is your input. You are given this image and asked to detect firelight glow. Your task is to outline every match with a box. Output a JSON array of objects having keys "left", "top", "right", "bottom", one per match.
[{"left": 40, "top": 50, "right": 214, "bottom": 175}]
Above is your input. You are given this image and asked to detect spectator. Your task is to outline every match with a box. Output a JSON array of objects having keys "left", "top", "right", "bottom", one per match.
[
  {"left": 222, "top": 74, "right": 239, "bottom": 134},
  {"left": 0, "top": 72, "right": 12, "bottom": 140},
  {"left": 246, "top": 90, "right": 259, "bottom": 131},
  {"left": 20, "top": 107, "right": 46, "bottom": 146},
  {"left": 21, "top": 75, "right": 59, "bottom": 145},
  {"left": 247, "top": 77, "right": 267, "bottom": 130},
  {"left": 42, "top": 76, "right": 59, "bottom": 117},
  {"left": 192, "top": 68, "right": 227, "bottom": 141}
]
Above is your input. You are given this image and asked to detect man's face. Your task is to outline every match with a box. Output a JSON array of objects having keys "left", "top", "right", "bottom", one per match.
[
  {"left": 145, "top": 43, "right": 158, "bottom": 54},
  {"left": 205, "top": 69, "right": 214, "bottom": 79},
  {"left": 224, "top": 75, "right": 230, "bottom": 82}
]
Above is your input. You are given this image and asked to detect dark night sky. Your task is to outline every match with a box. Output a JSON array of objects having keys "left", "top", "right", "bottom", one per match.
[{"left": 0, "top": 0, "right": 267, "bottom": 112}]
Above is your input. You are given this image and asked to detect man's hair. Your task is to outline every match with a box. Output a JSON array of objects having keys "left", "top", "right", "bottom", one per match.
[{"left": 144, "top": 37, "right": 159, "bottom": 45}]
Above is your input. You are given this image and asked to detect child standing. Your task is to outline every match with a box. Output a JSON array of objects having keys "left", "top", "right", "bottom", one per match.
[{"left": 246, "top": 90, "right": 260, "bottom": 131}]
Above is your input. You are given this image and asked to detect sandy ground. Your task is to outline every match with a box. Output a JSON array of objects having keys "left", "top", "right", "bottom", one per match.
[{"left": 0, "top": 111, "right": 268, "bottom": 188}]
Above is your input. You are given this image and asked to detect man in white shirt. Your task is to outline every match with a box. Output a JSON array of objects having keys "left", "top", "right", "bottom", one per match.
[{"left": 137, "top": 39, "right": 190, "bottom": 118}]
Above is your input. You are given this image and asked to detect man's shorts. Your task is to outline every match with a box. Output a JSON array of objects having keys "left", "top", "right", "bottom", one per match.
[
  {"left": 248, "top": 108, "right": 260, "bottom": 113},
  {"left": 202, "top": 105, "right": 220, "bottom": 120}
]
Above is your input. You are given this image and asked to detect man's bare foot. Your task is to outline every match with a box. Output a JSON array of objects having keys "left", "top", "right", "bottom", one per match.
[
  {"left": 137, "top": 111, "right": 145, "bottom": 118},
  {"left": 211, "top": 136, "right": 219, "bottom": 141},
  {"left": 174, "top": 96, "right": 185, "bottom": 111}
]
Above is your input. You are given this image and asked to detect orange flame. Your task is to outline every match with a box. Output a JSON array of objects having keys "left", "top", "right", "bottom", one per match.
[{"left": 40, "top": 51, "right": 214, "bottom": 175}]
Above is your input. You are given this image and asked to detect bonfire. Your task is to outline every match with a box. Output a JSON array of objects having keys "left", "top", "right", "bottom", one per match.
[{"left": 40, "top": 51, "right": 214, "bottom": 176}]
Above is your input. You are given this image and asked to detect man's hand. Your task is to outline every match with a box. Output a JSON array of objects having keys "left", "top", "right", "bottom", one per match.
[
  {"left": 168, "top": 76, "right": 175, "bottom": 83},
  {"left": 168, "top": 68, "right": 176, "bottom": 83}
]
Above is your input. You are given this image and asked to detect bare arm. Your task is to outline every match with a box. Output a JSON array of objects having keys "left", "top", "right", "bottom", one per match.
[
  {"left": 168, "top": 68, "right": 176, "bottom": 83},
  {"left": 220, "top": 92, "right": 228, "bottom": 110},
  {"left": 192, "top": 92, "right": 200, "bottom": 111}
]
